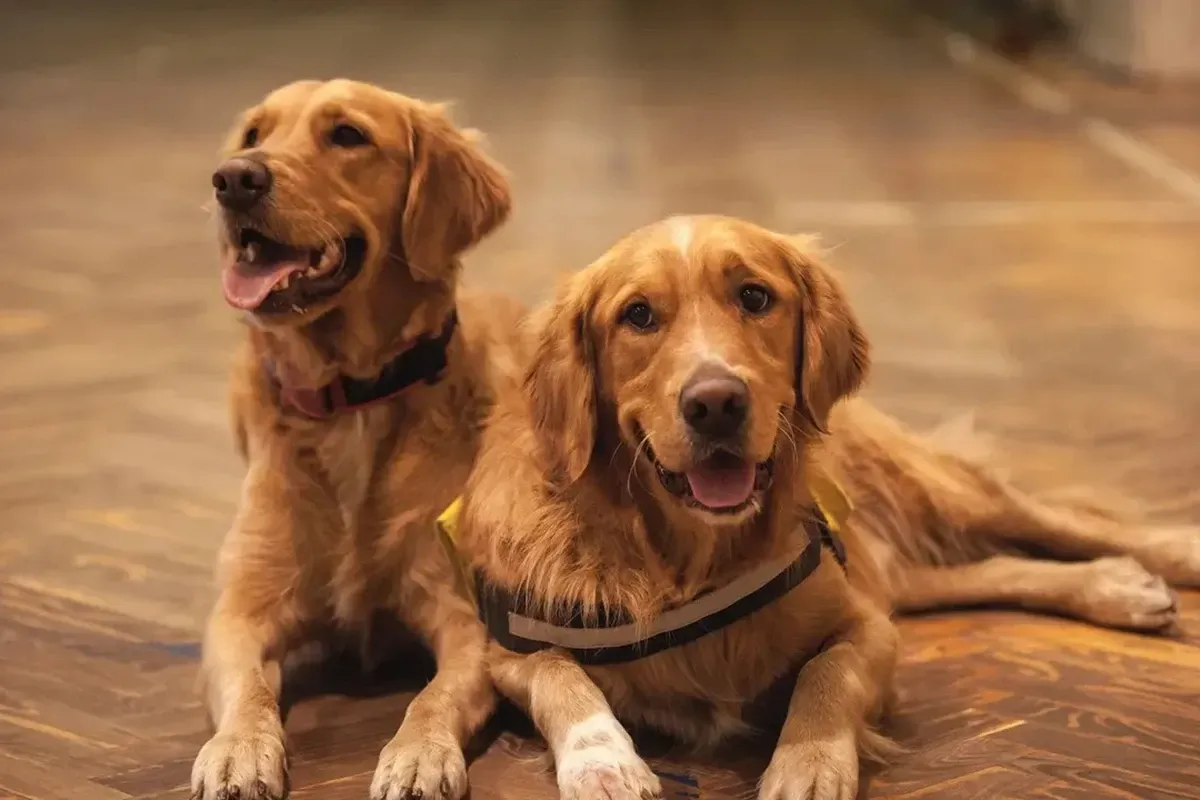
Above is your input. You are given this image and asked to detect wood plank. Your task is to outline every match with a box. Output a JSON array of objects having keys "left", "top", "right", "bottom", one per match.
[{"left": 1, "top": 1, "right": 1198, "bottom": 798}]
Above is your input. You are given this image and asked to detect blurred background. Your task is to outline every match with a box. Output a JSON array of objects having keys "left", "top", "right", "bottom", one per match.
[{"left": 2, "top": 1, "right": 1198, "bottom": 798}]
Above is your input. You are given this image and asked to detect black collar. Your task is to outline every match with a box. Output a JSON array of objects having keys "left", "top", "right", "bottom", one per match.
[
  {"left": 270, "top": 310, "right": 458, "bottom": 419},
  {"left": 475, "top": 510, "right": 847, "bottom": 666}
]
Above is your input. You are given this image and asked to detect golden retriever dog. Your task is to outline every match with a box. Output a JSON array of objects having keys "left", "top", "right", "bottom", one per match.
[
  {"left": 455, "top": 215, "right": 1200, "bottom": 800},
  {"left": 190, "top": 79, "right": 519, "bottom": 800}
]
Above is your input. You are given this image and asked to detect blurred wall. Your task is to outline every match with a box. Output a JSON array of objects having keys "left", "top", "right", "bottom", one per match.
[{"left": 1064, "top": 0, "right": 1200, "bottom": 80}]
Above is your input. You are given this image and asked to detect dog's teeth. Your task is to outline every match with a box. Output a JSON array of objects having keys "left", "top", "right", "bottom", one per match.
[
  {"left": 278, "top": 275, "right": 290, "bottom": 290},
  {"left": 316, "top": 245, "right": 341, "bottom": 275},
  {"left": 244, "top": 242, "right": 260, "bottom": 262}
]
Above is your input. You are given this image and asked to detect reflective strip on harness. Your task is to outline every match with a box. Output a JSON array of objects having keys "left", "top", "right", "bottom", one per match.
[{"left": 477, "top": 511, "right": 848, "bottom": 665}]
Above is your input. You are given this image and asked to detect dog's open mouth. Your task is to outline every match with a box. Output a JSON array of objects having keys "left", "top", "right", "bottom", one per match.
[
  {"left": 638, "top": 429, "right": 774, "bottom": 515},
  {"left": 220, "top": 227, "right": 367, "bottom": 313}
]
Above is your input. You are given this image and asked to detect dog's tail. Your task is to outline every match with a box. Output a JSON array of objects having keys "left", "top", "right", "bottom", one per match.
[{"left": 923, "top": 409, "right": 1149, "bottom": 521}]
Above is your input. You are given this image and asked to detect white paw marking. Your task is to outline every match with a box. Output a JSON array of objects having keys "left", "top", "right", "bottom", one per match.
[{"left": 555, "top": 713, "right": 661, "bottom": 800}]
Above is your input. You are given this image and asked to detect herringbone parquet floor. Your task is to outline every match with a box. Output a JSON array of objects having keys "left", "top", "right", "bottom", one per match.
[{"left": 1, "top": 2, "right": 1198, "bottom": 798}]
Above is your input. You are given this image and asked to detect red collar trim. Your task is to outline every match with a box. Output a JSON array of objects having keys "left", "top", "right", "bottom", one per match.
[{"left": 268, "top": 311, "right": 458, "bottom": 420}]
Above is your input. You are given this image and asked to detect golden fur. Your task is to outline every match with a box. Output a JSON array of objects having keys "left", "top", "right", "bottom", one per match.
[
  {"left": 191, "top": 79, "right": 522, "bottom": 800},
  {"left": 457, "top": 215, "right": 1200, "bottom": 800}
]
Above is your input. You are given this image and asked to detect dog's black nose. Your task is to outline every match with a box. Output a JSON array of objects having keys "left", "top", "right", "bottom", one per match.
[
  {"left": 212, "top": 158, "right": 272, "bottom": 211},
  {"left": 680, "top": 365, "right": 749, "bottom": 439}
]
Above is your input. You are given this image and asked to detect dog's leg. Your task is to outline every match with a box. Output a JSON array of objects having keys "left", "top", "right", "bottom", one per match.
[
  {"left": 978, "top": 487, "right": 1200, "bottom": 587},
  {"left": 760, "top": 597, "right": 899, "bottom": 800},
  {"left": 191, "top": 462, "right": 308, "bottom": 800},
  {"left": 489, "top": 647, "right": 663, "bottom": 800},
  {"left": 192, "top": 595, "right": 289, "bottom": 800},
  {"left": 897, "top": 555, "right": 1179, "bottom": 631},
  {"left": 370, "top": 580, "right": 495, "bottom": 800},
  {"left": 920, "top": 415, "right": 1200, "bottom": 585}
]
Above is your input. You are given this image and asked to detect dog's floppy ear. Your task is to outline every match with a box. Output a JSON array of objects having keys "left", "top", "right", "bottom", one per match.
[
  {"left": 524, "top": 273, "right": 597, "bottom": 485},
  {"left": 777, "top": 235, "right": 870, "bottom": 434},
  {"left": 401, "top": 103, "right": 512, "bottom": 280}
]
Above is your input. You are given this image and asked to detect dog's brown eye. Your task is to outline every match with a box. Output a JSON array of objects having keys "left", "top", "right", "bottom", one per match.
[
  {"left": 620, "top": 301, "right": 656, "bottom": 332},
  {"left": 241, "top": 127, "right": 259, "bottom": 148},
  {"left": 330, "top": 124, "right": 370, "bottom": 148},
  {"left": 738, "top": 284, "right": 773, "bottom": 315}
]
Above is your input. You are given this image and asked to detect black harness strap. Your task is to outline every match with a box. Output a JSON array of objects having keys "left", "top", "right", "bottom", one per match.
[
  {"left": 476, "top": 511, "right": 848, "bottom": 666},
  {"left": 269, "top": 311, "right": 458, "bottom": 419}
]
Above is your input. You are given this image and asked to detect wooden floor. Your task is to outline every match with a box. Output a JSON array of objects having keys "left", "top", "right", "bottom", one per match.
[{"left": 2, "top": 2, "right": 1199, "bottom": 798}]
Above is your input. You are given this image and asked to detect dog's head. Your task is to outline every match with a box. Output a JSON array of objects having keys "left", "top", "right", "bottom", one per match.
[
  {"left": 526, "top": 215, "right": 869, "bottom": 526},
  {"left": 212, "top": 79, "right": 511, "bottom": 324}
]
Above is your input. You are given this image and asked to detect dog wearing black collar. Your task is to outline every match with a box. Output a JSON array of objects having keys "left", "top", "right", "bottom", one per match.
[
  {"left": 192, "top": 79, "right": 522, "bottom": 800},
  {"left": 454, "top": 214, "right": 1199, "bottom": 800}
]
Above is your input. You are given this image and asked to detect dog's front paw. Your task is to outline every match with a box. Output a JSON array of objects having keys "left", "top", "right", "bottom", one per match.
[
  {"left": 760, "top": 732, "right": 858, "bottom": 800},
  {"left": 191, "top": 726, "right": 287, "bottom": 800},
  {"left": 370, "top": 730, "right": 467, "bottom": 800},
  {"left": 1137, "top": 526, "right": 1200, "bottom": 587},
  {"left": 555, "top": 715, "right": 661, "bottom": 800},
  {"left": 1074, "top": 556, "right": 1179, "bottom": 631},
  {"left": 557, "top": 750, "right": 662, "bottom": 800}
]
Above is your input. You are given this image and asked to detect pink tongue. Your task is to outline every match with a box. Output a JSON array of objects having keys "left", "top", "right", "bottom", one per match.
[
  {"left": 684, "top": 461, "right": 756, "bottom": 509},
  {"left": 221, "top": 258, "right": 305, "bottom": 310}
]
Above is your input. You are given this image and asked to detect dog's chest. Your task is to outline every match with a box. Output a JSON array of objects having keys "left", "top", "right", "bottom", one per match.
[
  {"left": 312, "top": 409, "right": 470, "bottom": 624},
  {"left": 315, "top": 415, "right": 378, "bottom": 532},
  {"left": 596, "top": 572, "right": 844, "bottom": 741}
]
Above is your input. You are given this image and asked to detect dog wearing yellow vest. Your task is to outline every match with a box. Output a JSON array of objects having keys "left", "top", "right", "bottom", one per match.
[{"left": 449, "top": 215, "right": 1200, "bottom": 800}]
